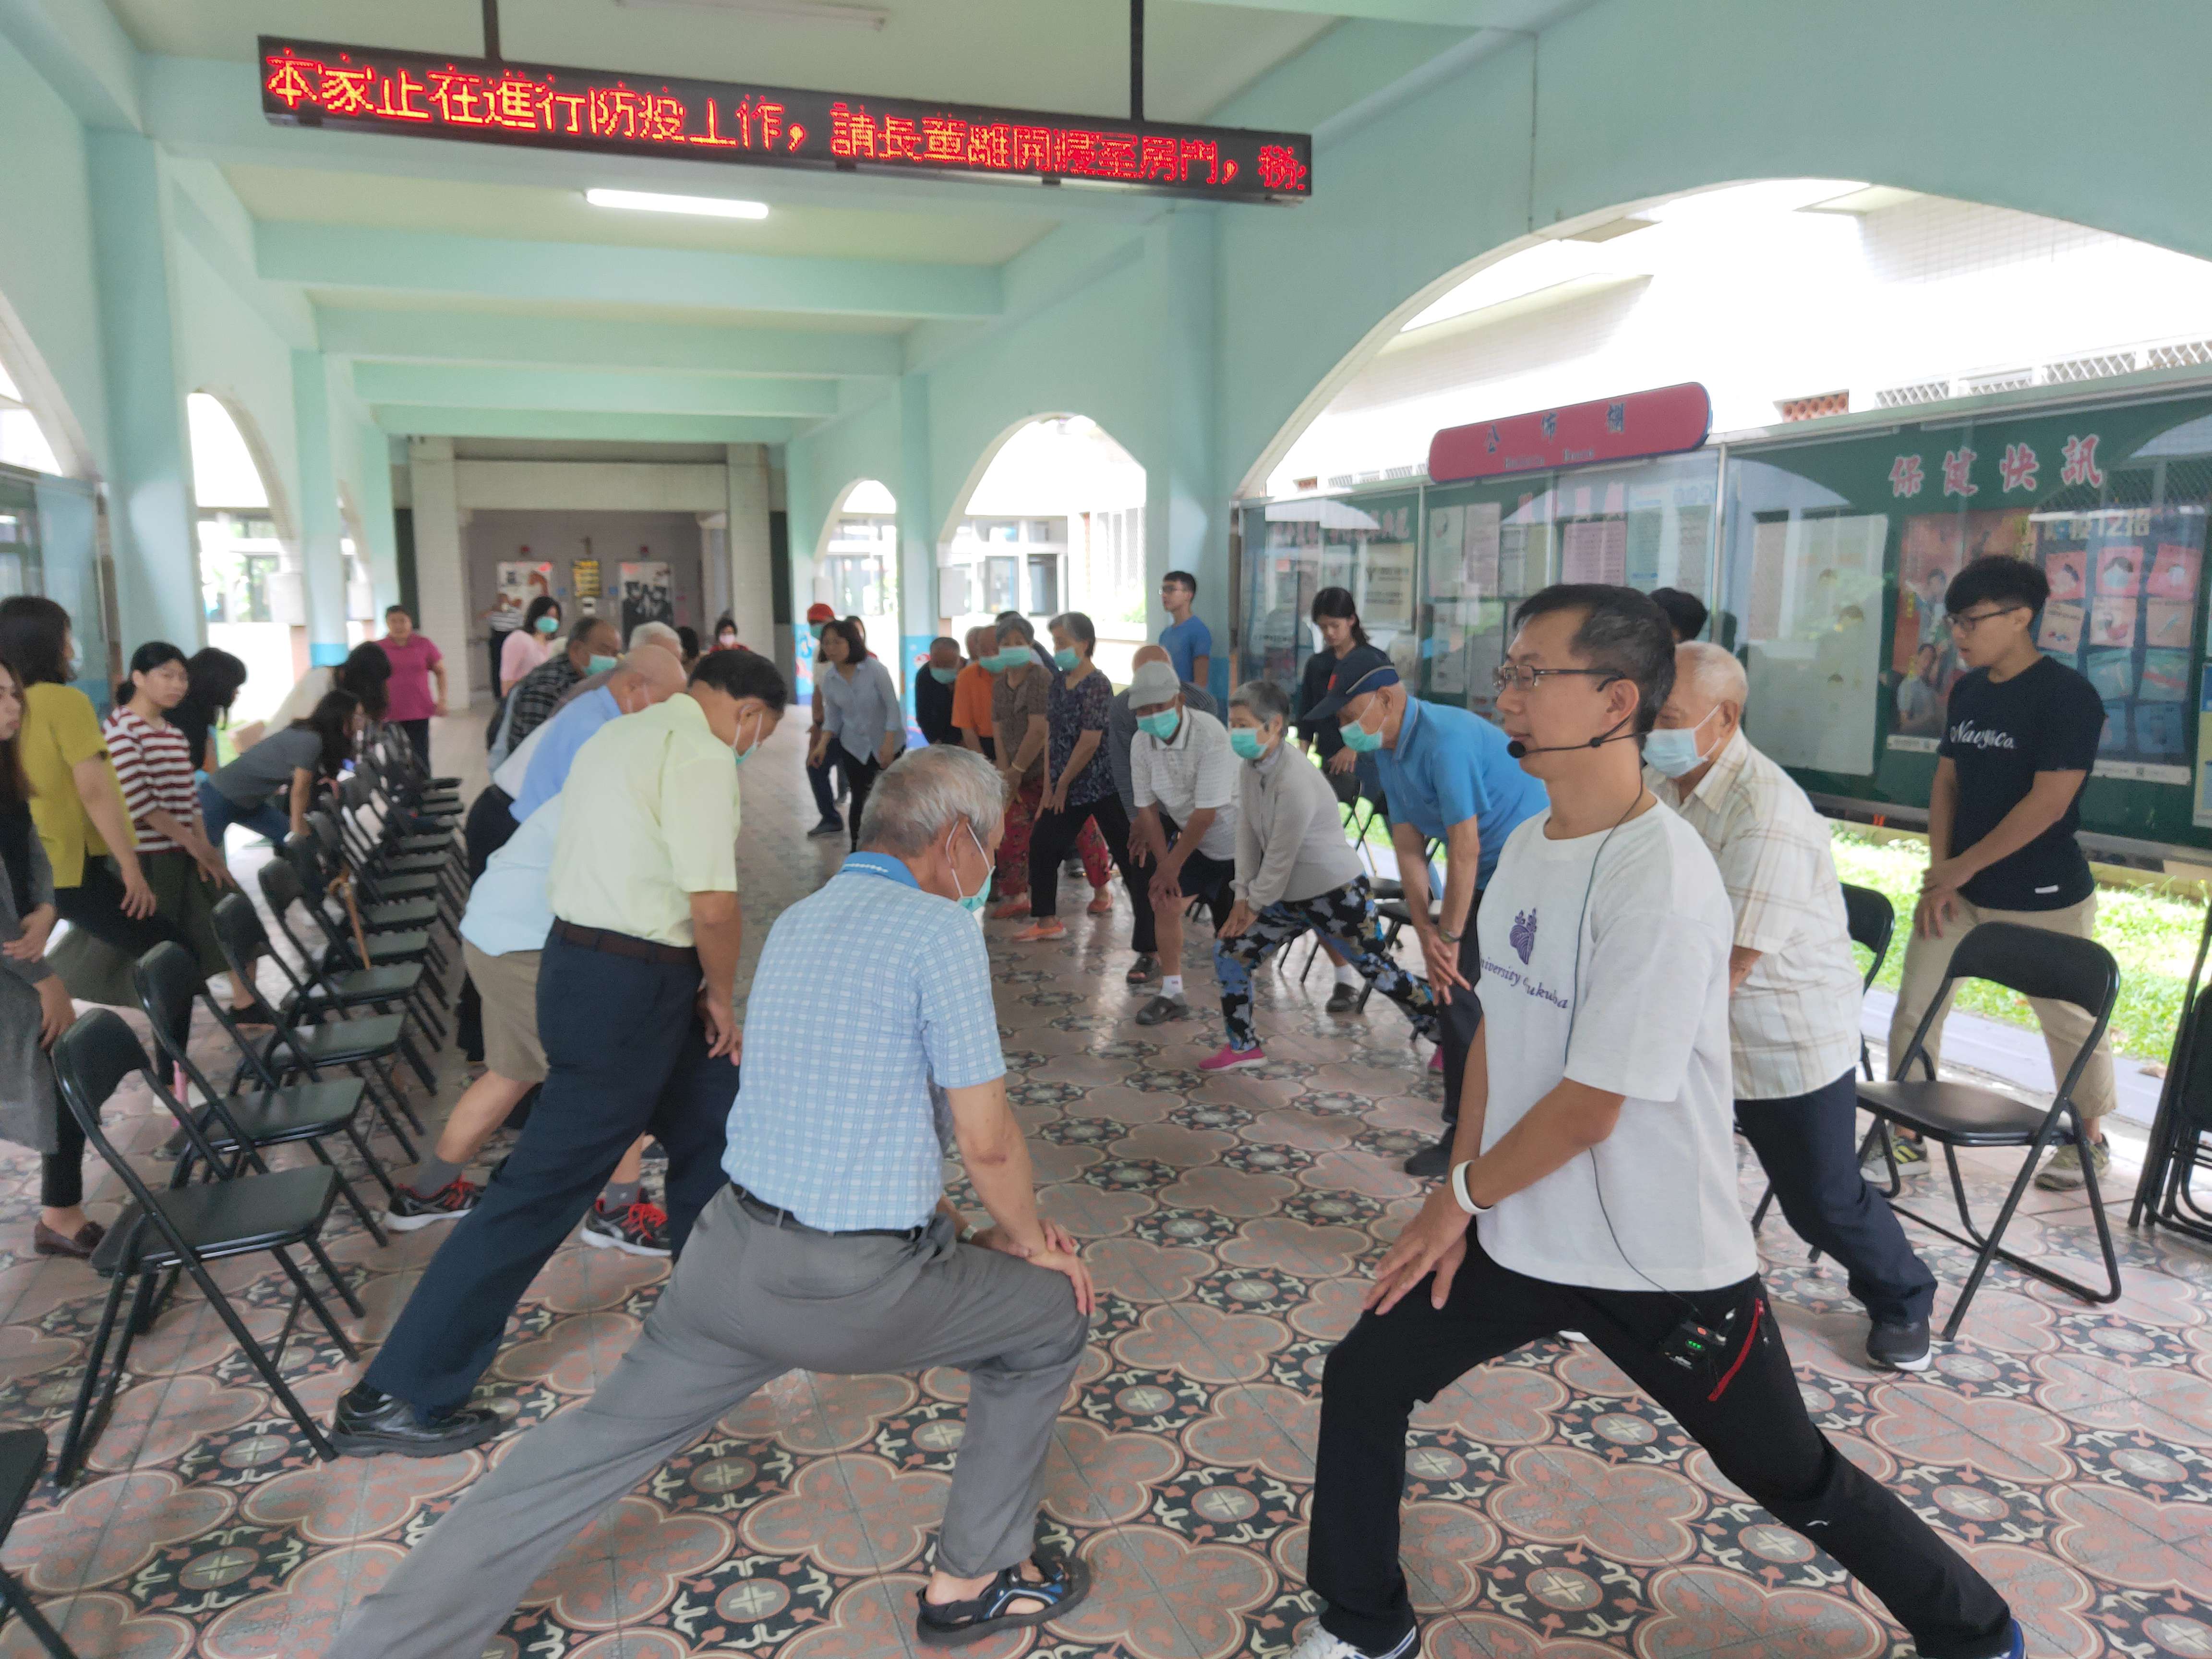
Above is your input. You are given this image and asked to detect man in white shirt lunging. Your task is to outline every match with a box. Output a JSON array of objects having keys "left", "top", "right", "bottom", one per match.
[{"left": 1292, "top": 586, "right": 2017, "bottom": 1659}]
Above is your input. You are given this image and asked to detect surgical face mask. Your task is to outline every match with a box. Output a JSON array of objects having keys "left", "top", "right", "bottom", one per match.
[
  {"left": 1644, "top": 708, "right": 1718, "bottom": 779},
  {"left": 1339, "top": 704, "right": 1384, "bottom": 754},
  {"left": 808, "top": 622, "right": 825, "bottom": 642},
  {"left": 950, "top": 821, "right": 991, "bottom": 922},
  {"left": 587, "top": 654, "right": 618, "bottom": 675},
  {"left": 1137, "top": 708, "right": 1179, "bottom": 742},
  {"left": 535, "top": 614, "right": 559, "bottom": 635},
  {"left": 717, "top": 632, "right": 737, "bottom": 648},
  {"left": 1053, "top": 647, "right": 1081, "bottom": 671},
  {"left": 730, "top": 709, "right": 762, "bottom": 766},
  {"left": 929, "top": 665, "right": 960, "bottom": 685},
  {"left": 1229, "top": 726, "right": 1269, "bottom": 761}
]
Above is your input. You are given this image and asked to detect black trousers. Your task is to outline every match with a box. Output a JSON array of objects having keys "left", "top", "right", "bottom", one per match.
[
  {"left": 364, "top": 932, "right": 738, "bottom": 1417},
  {"left": 836, "top": 750, "right": 883, "bottom": 850},
  {"left": 456, "top": 786, "right": 522, "bottom": 1062},
  {"left": 1431, "top": 884, "right": 1485, "bottom": 1129},
  {"left": 397, "top": 718, "right": 432, "bottom": 769},
  {"left": 485, "top": 635, "right": 508, "bottom": 699},
  {"left": 1126, "top": 812, "right": 1235, "bottom": 956},
  {"left": 1309, "top": 1239, "right": 2011, "bottom": 1659},
  {"left": 1026, "top": 792, "right": 1138, "bottom": 921},
  {"left": 42, "top": 1105, "right": 89, "bottom": 1210},
  {"left": 1737, "top": 1070, "right": 1938, "bottom": 1326}
]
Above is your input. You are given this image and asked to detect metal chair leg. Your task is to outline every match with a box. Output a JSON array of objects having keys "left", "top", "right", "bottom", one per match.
[
  {"left": 0, "top": 1565, "right": 83, "bottom": 1659},
  {"left": 299, "top": 1232, "right": 366, "bottom": 1322},
  {"left": 54, "top": 1272, "right": 132, "bottom": 1487},
  {"left": 180, "top": 1259, "right": 339, "bottom": 1462}
]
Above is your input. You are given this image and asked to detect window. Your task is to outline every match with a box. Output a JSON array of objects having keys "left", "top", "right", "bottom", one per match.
[
  {"left": 1027, "top": 554, "right": 1060, "bottom": 616},
  {"left": 986, "top": 555, "right": 1019, "bottom": 613}
]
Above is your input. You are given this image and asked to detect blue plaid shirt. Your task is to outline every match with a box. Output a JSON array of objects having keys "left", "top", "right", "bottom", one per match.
[{"left": 723, "top": 853, "right": 1004, "bottom": 1229}]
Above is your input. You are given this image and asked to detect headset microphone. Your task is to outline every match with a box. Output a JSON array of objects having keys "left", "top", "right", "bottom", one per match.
[{"left": 1506, "top": 719, "right": 1637, "bottom": 760}]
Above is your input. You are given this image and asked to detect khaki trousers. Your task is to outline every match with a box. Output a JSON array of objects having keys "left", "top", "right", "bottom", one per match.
[{"left": 1885, "top": 892, "right": 2116, "bottom": 1122}]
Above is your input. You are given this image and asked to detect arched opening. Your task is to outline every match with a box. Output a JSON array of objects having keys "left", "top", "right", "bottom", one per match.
[
  {"left": 944, "top": 416, "right": 1146, "bottom": 681},
  {"left": 190, "top": 391, "right": 295, "bottom": 730},
  {"left": 806, "top": 478, "right": 900, "bottom": 701}
]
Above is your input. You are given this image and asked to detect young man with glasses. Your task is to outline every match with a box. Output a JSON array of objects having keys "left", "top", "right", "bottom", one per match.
[
  {"left": 1304, "top": 643, "right": 1548, "bottom": 1176},
  {"left": 1886, "top": 553, "right": 2115, "bottom": 1189},
  {"left": 1291, "top": 584, "right": 2019, "bottom": 1659}
]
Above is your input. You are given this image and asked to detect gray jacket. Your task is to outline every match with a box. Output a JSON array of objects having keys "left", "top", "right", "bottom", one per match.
[
  {"left": 0, "top": 823, "right": 60, "bottom": 1154},
  {"left": 1236, "top": 741, "right": 1365, "bottom": 909}
]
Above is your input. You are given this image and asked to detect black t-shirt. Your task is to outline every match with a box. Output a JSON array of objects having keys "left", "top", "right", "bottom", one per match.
[
  {"left": 1938, "top": 655, "right": 2104, "bottom": 911},
  {"left": 915, "top": 668, "right": 957, "bottom": 745},
  {"left": 1296, "top": 650, "right": 1345, "bottom": 757}
]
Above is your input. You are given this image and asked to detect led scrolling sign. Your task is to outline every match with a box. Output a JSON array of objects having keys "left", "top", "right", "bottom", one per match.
[{"left": 259, "top": 38, "right": 1313, "bottom": 204}]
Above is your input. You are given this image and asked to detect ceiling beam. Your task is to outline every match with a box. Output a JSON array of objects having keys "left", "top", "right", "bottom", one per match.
[
  {"left": 0, "top": 0, "right": 140, "bottom": 130},
  {"left": 351, "top": 361, "right": 839, "bottom": 418},
  {"left": 372, "top": 406, "right": 799, "bottom": 444},
  {"left": 258, "top": 222, "right": 1001, "bottom": 321},
  {"left": 316, "top": 306, "right": 900, "bottom": 379},
  {"left": 143, "top": 54, "right": 1161, "bottom": 227}
]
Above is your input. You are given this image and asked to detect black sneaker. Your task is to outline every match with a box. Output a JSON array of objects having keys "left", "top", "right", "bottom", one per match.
[
  {"left": 1402, "top": 1138, "right": 1452, "bottom": 1178},
  {"left": 583, "top": 1197, "right": 672, "bottom": 1257},
  {"left": 1135, "top": 994, "right": 1191, "bottom": 1027},
  {"left": 1325, "top": 983, "right": 1361, "bottom": 1015},
  {"left": 1125, "top": 953, "right": 1161, "bottom": 986},
  {"left": 1866, "top": 1317, "right": 1933, "bottom": 1372},
  {"left": 807, "top": 816, "right": 845, "bottom": 839},
  {"left": 384, "top": 1178, "right": 483, "bottom": 1231}
]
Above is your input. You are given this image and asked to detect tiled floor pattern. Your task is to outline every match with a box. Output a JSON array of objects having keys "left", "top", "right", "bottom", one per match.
[{"left": 0, "top": 721, "right": 2209, "bottom": 1658}]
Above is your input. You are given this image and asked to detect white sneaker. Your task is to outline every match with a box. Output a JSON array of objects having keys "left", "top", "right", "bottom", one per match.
[{"left": 1289, "top": 1626, "right": 1418, "bottom": 1659}]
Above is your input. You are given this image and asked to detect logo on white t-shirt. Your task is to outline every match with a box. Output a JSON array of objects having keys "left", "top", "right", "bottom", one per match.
[{"left": 1510, "top": 908, "right": 1538, "bottom": 964}]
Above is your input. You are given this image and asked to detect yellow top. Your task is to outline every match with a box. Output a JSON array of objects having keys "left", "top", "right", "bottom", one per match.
[
  {"left": 21, "top": 682, "right": 132, "bottom": 889},
  {"left": 547, "top": 693, "right": 739, "bottom": 948}
]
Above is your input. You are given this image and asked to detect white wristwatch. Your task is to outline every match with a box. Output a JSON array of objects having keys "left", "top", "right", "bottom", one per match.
[{"left": 1449, "top": 1160, "right": 1490, "bottom": 1217}]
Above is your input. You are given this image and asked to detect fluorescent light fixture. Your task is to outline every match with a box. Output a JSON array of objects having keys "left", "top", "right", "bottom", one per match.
[
  {"left": 614, "top": 0, "right": 888, "bottom": 28},
  {"left": 585, "top": 188, "right": 769, "bottom": 219}
]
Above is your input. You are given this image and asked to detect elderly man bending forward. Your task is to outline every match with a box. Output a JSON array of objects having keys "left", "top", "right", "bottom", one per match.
[{"left": 324, "top": 745, "right": 1096, "bottom": 1659}]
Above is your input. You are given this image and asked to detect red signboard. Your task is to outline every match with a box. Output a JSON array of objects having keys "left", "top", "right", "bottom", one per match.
[
  {"left": 1428, "top": 383, "right": 1712, "bottom": 483},
  {"left": 259, "top": 38, "right": 1311, "bottom": 204}
]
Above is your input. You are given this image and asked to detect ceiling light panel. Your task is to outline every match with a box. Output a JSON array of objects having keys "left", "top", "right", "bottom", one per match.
[{"left": 585, "top": 188, "right": 770, "bottom": 219}]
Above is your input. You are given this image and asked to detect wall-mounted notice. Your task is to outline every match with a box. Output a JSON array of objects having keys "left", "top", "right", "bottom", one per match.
[
  {"left": 1463, "top": 501, "right": 1502, "bottom": 595},
  {"left": 1561, "top": 517, "right": 1626, "bottom": 585},
  {"left": 1426, "top": 505, "right": 1466, "bottom": 599},
  {"left": 1744, "top": 511, "right": 1887, "bottom": 775},
  {"left": 1360, "top": 540, "right": 1415, "bottom": 630}
]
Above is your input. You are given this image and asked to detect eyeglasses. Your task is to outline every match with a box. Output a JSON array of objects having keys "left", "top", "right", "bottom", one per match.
[
  {"left": 1947, "top": 604, "right": 2027, "bottom": 634},
  {"left": 1491, "top": 664, "right": 1620, "bottom": 695}
]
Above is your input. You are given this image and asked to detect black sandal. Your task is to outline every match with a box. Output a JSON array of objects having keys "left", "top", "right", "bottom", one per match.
[{"left": 915, "top": 1552, "right": 1091, "bottom": 1647}]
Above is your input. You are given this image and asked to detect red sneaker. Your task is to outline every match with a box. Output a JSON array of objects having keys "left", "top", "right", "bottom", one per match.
[
  {"left": 385, "top": 1178, "right": 484, "bottom": 1231},
  {"left": 583, "top": 1198, "right": 671, "bottom": 1257}
]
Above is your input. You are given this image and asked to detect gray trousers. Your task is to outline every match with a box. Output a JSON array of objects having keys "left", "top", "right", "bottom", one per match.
[{"left": 325, "top": 1188, "right": 1090, "bottom": 1659}]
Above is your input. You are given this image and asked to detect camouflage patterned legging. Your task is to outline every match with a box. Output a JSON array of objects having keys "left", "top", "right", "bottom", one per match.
[{"left": 1214, "top": 875, "right": 1440, "bottom": 1052}]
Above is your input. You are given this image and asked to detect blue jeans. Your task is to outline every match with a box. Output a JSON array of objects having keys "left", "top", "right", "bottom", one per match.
[{"left": 197, "top": 777, "right": 289, "bottom": 851}]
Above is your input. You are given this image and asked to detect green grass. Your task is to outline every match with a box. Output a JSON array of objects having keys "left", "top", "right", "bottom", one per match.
[{"left": 1828, "top": 826, "right": 2202, "bottom": 1062}]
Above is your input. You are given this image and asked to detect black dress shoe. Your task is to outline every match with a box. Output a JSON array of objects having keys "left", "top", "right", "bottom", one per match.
[
  {"left": 1324, "top": 983, "right": 1361, "bottom": 1015},
  {"left": 1402, "top": 1137, "right": 1452, "bottom": 1178},
  {"left": 330, "top": 1383, "right": 502, "bottom": 1458}
]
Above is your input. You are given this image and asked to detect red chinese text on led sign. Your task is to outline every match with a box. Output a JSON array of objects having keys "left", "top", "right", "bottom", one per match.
[
  {"left": 1428, "top": 384, "right": 1713, "bottom": 483},
  {"left": 260, "top": 38, "right": 1312, "bottom": 203}
]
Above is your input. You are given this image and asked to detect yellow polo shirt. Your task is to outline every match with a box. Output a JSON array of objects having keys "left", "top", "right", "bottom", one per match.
[
  {"left": 22, "top": 682, "right": 132, "bottom": 889},
  {"left": 546, "top": 693, "right": 739, "bottom": 948}
]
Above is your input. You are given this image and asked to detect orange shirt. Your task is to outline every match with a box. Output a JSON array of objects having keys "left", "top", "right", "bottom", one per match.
[{"left": 950, "top": 662, "right": 995, "bottom": 739}]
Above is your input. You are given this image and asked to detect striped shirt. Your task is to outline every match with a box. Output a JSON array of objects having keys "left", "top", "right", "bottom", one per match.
[{"left": 102, "top": 709, "right": 200, "bottom": 854}]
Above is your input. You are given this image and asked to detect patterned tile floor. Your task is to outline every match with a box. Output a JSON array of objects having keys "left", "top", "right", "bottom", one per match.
[{"left": 2, "top": 719, "right": 2211, "bottom": 1659}]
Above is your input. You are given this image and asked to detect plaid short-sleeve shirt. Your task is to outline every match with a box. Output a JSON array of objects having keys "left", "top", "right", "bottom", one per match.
[{"left": 723, "top": 854, "right": 1005, "bottom": 1230}]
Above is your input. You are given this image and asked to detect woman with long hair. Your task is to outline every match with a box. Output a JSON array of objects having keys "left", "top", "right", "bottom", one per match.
[
  {"left": 201, "top": 689, "right": 360, "bottom": 850},
  {"left": 502, "top": 596, "right": 563, "bottom": 694},
  {"left": 106, "top": 642, "right": 263, "bottom": 1023},
  {"left": 1295, "top": 587, "right": 1387, "bottom": 1012},
  {"left": 0, "top": 656, "right": 99, "bottom": 1257},
  {"left": 171, "top": 647, "right": 248, "bottom": 775},
  {"left": 807, "top": 617, "right": 903, "bottom": 849}
]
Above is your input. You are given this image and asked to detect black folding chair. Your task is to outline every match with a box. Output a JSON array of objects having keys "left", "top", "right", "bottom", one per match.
[
  {"left": 258, "top": 859, "right": 449, "bottom": 1047},
  {"left": 1856, "top": 920, "right": 2122, "bottom": 1340},
  {"left": 293, "top": 822, "right": 452, "bottom": 974},
  {"left": 2133, "top": 988, "right": 2212, "bottom": 1242},
  {"left": 0, "top": 1429, "right": 80, "bottom": 1656},
  {"left": 282, "top": 835, "right": 445, "bottom": 986},
  {"left": 48, "top": 1010, "right": 359, "bottom": 1485},
  {"left": 209, "top": 894, "right": 426, "bottom": 1154},
  {"left": 134, "top": 943, "right": 393, "bottom": 1244},
  {"left": 1751, "top": 882, "right": 1894, "bottom": 1232}
]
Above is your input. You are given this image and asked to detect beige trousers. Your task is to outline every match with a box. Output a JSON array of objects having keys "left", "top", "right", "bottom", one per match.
[{"left": 1885, "top": 891, "right": 2116, "bottom": 1123}]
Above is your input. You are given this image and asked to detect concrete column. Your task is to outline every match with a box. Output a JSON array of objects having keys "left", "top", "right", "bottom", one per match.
[
  {"left": 1143, "top": 209, "right": 1225, "bottom": 691},
  {"left": 86, "top": 130, "right": 198, "bottom": 652},
  {"left": 289, "top": 352, "right": 349, "bottom": 665},
  {"left": 358, "top": 425, "right": 401, "bottom": 613},
  {"left": 408, "top": 436, "right": 473, "bottom": 698},
  {"left": 894, "top": 370, "right": 936, "bottom": 713},
  {"left": 723, "top": 442, "right": 775, "bottom": 657}
]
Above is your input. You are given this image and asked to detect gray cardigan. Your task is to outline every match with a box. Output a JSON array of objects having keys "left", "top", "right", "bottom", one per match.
[
  {"left": 1236, "top": 742, "right": 1365, "bottom": 909},
  {"left": 0, "top": 821, "right": 61, "bottom": 1154}
]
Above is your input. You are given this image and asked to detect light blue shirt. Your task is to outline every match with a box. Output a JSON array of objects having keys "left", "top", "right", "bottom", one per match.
[
  {"left": 817, "top": 656, "right": 904, "bottom": 766},
  {"left": 724, "top": 853, "right": 1004, "bottom": 1230},
  {"left": 1160, "top": 615, "right": 1213, "bottom": 687},
  {"left": 459, "top": 800, "right": 560, "bottom": 958},
  {"left": 1377, "top": 697, "right": 1549, "bottom": 886},
  {"left": 511, "top": 686, "right": 620, "bottom": 821}
]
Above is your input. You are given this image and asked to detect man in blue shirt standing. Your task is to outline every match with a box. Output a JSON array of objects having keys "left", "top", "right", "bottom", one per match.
[
  {"left": 1307, "top": 644, "right": 1549, "bottom": 1177},
  {"left": 1159, "top": 568, "right": 1214, "bottom": 692},
  {"left": 324, "top": 745, "right": 1097, "bottom": 1659}
]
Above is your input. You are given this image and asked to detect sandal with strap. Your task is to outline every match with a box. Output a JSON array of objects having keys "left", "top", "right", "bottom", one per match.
[{"left": 915, "top": 1552, "right": 1091, "bottom": 1647}]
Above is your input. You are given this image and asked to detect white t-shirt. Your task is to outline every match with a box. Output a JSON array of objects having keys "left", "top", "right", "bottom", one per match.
[{"left": 1473, "top": 801, "right": 1755, "bottom": 1294}]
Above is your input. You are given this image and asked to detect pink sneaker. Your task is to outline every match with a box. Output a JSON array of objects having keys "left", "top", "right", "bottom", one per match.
[
  {"left": 1430, "top": 1048, "right": 1444, "bottom": 1072},
  {"left": 1198, "top": 1043, "right": 1264, "bottom": 1073}
]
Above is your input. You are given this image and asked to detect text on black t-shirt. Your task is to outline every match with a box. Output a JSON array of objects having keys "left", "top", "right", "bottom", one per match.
[{"left": 1937, "top": 655, "right": 2104, "bottom": 911}]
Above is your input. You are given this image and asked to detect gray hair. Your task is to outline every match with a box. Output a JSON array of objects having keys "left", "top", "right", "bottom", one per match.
[
  {"left": 1049, "top": 610, "right": 1096, "bottom": 651},
  {"left": 995, "top": 615, "right": 1035, "bottom": 646},
  {"left": 629, "top": 621, "right": 683, "bottom": 654},
  {"left": 858, "top": 744, "right": 1007, "bottom": 855},
  {"left": 1229, "top": 678, "right": 1291, "bottom": 726},
  {"left": 1676, "top": 641, "right": 1748, "bottom": 708}
]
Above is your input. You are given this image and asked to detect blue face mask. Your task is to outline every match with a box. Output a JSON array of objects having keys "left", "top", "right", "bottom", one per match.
[
  {"left": 1053, "top": 648, "right": 1081, "bottom": 671},
  {"left": 1137, "top": 709, "right": 1179, "bottom": 742},
  {"left": 587, "top": 654, "right": 618, "bottom": 675},
  {"left": 1339, "top": 709, "right": 1384, "bottom": 753},
  {"left": 950, "top": 822, "right": 991, "bottom": 922},
  {"left": 808, "top": 623, "right": 825, "bottom": 642},
  {"left": 730, "top": 709, "right": 762, "bottom": 766},
  {"left": 535, "top": 614, "right": 559, "bottom": 635},
  {"left": 1229, "top": 726, "right": 1269, "bottom": 761},
  {"left": 1643, "top": 709, "right": 1717, "bottom": 778},
  {"left": 929, "top": 665, "right": 961, "bottom": 685}
]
